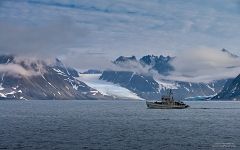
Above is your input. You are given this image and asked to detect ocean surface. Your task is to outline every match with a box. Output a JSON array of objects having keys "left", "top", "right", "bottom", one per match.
[{"left": 0, "top": 100, "right": 240, "bottom": 150}]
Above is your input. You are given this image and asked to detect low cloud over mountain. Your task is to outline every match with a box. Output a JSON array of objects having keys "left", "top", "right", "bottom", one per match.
[{"left": 169, "top": 48, "right": 240, "bottom": 83}]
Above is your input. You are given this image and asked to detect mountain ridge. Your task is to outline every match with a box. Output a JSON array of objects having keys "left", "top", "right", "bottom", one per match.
[
  {"left": 0, "top": 55, "right": 112, "bottom": 100},
  {"left": 0, "top": 49, "right": 238, "bottom": 100},
  {"left": 99, "top": 54, "right": 229, "bottom": 100},
  {"left": 213, "top": 74, "right": 240, "bottom": 100}
]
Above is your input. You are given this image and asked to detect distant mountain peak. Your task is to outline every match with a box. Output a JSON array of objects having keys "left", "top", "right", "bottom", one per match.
[
  {"left": 113, "top": 56, "right": 137, "bottom": 64},
  {"left": 140, "top": 55, "right": 174, "bottom": 75},
  {"left": 221, "top": 48, "right": 238, "bottom": 58},
  {"left": 0, "top": 57, "right": 110, "bottom": 100},
  {"left": 0, "top": 54, "right": 15, "bottom": 64},
  {"left": 111, "top": 54, "right": 174, "bottom": 75},
  {"left": 213, "top": 74, "right": 240, "bottom": 100},
  {"left": 55, "top": 58, "right": 65, "bottom": 67},
  {"left": 54, "top": 58, "right": 79, "bottom": 77},
  {"left": 140, "top": 55, "right": 173, "bottom": 65}
]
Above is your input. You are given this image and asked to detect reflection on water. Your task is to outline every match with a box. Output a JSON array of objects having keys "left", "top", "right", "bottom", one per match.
[{"left": 0, "top": 100, "right": 240, "bottom": 150}]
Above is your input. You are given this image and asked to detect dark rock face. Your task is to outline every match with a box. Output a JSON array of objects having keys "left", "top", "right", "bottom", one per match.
[
  {"left": 0, "top": 56, "right": 111, "bottom": 100},
  {"left": 114, "top": 56, "right": 137, "bottom": 64},
  {"left": 170, "top": 80, "right": 227, "bottom": 100},
  {"left": 213, "top": 75, "right": 240, "bottom": 100},
  {"left": 81, "top": 69, "right": 102, "bottom": 74},
  {"left": 113, "top": 55, "right": 174, "bottom": 76},
  {"left": 55, "top": 58, "right": 79, "bottom": 77},
  {"left": 0, "top": 55, "right": 14, "bottom": 64},
  {"left": 0, "top": 53, "right": 233, "bottom": 100},
  {"left": 112, "top": 56, "right": 139, "bottom": 69},
  {"left": 100, "top": 71, "right": 160, "bottom": 100},
  {"left": 221, "top": 48, "right": 239, "bottom": 58},
  {"left": 100, "top": 71, "right": 159, "bottom": 93},
  {"left": 140, "top": 55, "right": 174, "bottom": 75},
  {"left": 100, "top": 70, "right": 227, "bottom": 100},
  {"left": 99, "top": 54, "right": 228, "bottom": 100}
]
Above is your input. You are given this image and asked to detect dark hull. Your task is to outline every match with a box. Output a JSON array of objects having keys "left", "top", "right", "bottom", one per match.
[{"left": 146, "top": 101, "right": 189, "bottom": 109}]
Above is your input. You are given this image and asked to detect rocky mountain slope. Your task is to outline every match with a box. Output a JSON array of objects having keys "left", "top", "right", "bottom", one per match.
[
  {"left": 213, "top": 75, "right": 240, "bottom": 100},
  {"left": 140, "top": 55, "right": 174, "bottom": 75},
  {"left": 100, "top": 55, "right": 228, "bottom": 100},
  {"left": 0, "top": 48, "right": 238, "bottom": 100},
  {"left": 0, "top": 55, "right": 111, "bottom": 100}
]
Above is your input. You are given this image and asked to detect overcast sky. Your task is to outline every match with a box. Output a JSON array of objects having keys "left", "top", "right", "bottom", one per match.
[{"left": 0, "top": 0, "right": 240, "bottom": 81}]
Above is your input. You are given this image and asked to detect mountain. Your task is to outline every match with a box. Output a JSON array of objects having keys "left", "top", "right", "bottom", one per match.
[
  {"left": 81, "top": 69, "right": 102, "bottom": 74},
  {"left": 77, "top": 74, "right": 142, "bottom": 100},
  {"left": 0, "top": 55, "right": 14, "bottom": 64},
  {"left": 100, "top": 71, "right": 160, "bottom": 100},
  {"left": 0, "top": 52, "right": 236, "bottom": 100},
  {"left": 114, "top": 56, "right": 138, "bottom": 64},
  {"left": 112, "top": 56, "right": 139, "bottom": 69},
  {"left": 100, "top": 70, "right": 227, "bottom": 100},
  {"left": 113, "top": 55, "right": 174, "bottom": 75},
  {"left": 221, "top": 48, "right": 238, "bottom": 58},
  {"left": 55, "top": 58, "right": 79, "bottom": 77},
  {"left": 213, "top": 75, "right": 240, "bottom": 100},
  {"left": 99, "top": 55, "right": 228, "bottom": 100},
  {"left": 0, "top": 55, "right": 111, "bottom": 100},
  {"left": 140, "top": 55, "right": 174, "bottom": 75}
]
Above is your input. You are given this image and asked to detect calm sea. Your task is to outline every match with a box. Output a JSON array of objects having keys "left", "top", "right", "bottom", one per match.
[{"left": 0, "top": 100, "right": 240, "bottom": 150}]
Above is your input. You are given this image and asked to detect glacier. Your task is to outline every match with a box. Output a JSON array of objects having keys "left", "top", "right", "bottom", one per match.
[{"left": 77, "top": 74, "right": 143, "bottom": 100}]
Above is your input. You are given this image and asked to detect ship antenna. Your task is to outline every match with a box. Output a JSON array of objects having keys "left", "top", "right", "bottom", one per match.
[{"left": 169, "top": 89, "right": 173, "bottom": 100}]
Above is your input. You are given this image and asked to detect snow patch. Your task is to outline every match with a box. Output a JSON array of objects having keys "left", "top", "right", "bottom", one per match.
[
  {"left": 206, "top": 84, "right": 215, "bottom": 92},
  {"left": 0, "top": 92, "right": 6, "bottom": 98},
  {"left": 47, "top": 81, "right": 57, "bottom": 89},
  {"left": 155, "top": 79, "right": 179, "bottom": 91},
  {"left": 65, "top": 86, "right": 69, "bottom": 90},
  {"left": 62, "top": 63, "right": 70, "bottom": 76},
  {"left": 6, "top": 91, "right": 16, "bottom": 95},
  {"left": 184, "top": 87, "right": 190, "bottom": 92},
  {"left": 0, "top": 84, "right": 4, "bottom": 91},
  {"left": 52, "top": 68, "right": 67, "bottom": 76},
  {"left": 43, "top": 92, "right": 47, "bottom": 97},
  {"left": 12, "top": 86, "right": 19, "bottom": 90},
  {"left": 41, "top": 74, "right": 47, "bottom": 81},
  {"left": 72, "top": 84, "right": 78, "bottom": 90},
  {"left": 20, "top": 97, "right": 28, "bottom": 100},
  {"left": 6, "top": 59, "right": 11, "bottom": 64},
  {"left": 90, "top": 90, "right": 99, "bottom": 96}
]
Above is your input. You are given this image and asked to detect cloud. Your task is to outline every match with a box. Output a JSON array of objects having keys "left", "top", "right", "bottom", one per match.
[
  {"left": 1, "top": 0, "right": 240, "bottom": 58},
  {"left": 0, "top": 0, "right": 240, "bottom": 78},
  {"left": 56, "top": 48, "right": 113, "bottom": 71},
  {"left": 106, "top": 47, "right": 240, "bottom": 83},
  {"left": 67, "top": 47, "right": 240, "bottom": 83},
  {"left": 111, "top": 59, "right": 152, "bottom": 75},
  {"left": 167, "top": 47, "right": 240, "bottom": 82},
  {"left": 0, "top": 18, "right": 89, "bottom": 58},
  {"left": 0, "top": 56, "right": 49, "bottom": 77},
  {"left": 0, "top": 64, "right": 41, "bottom": 77}
]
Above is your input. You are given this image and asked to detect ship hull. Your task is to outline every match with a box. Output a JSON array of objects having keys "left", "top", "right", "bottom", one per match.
[{"left": 146, "top": 101, "right": 189, "bottom": 109}]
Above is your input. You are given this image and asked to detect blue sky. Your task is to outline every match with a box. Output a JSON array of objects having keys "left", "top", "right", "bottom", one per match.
[{"left": 0, "top": 0, "right": 240, "bottom": 79}]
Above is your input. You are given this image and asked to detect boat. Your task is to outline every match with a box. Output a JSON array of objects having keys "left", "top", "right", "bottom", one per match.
[{"left": 146, "top": 89, "right": 189, "bottom": 109}]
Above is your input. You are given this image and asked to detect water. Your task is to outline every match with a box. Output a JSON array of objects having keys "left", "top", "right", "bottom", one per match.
[{"left": 0, "top": 100, "right": 240, "bottom": 150}]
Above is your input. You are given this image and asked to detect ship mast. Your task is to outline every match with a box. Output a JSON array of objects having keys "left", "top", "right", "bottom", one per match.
[{"left": 169, "top": 89, "right": 174, "bottom": 102}]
